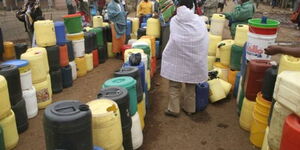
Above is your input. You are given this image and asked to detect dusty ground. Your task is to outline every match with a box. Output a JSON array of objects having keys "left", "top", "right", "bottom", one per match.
[{"left": 5, "top": 1, "right": 300, "bottom": 150}]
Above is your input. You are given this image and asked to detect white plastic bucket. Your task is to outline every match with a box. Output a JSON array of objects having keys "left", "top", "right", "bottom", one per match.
[
  {"left": 22, "top": 86, "right": 38, "bottom": 119},
  {"left": 246, "top": 32, "right": 276, "bottom": 61},
  {"left": 72, "top": 39, "right": 85, "bottom": 58},
  {"left": 131, "top": 113, "right": 143, "bottom": 149},
  {"left": 69, "top": 61, "right": 77, "bottom": 80},
  {"left": 20, "top": 70, "right": 33, "bottom": 91}
]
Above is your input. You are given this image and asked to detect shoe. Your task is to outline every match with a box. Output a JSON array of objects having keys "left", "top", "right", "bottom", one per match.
[
  {"left": 164, "top": 109, "right": 179, "bottom": 117},
  {"left": 182, "top": 109, "right": 196, "bottom": 116}
]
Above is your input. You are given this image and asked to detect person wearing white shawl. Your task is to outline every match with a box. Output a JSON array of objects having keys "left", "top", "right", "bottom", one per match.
[{"left": 161, "top": 0, "right": 209, "bottom": 117}]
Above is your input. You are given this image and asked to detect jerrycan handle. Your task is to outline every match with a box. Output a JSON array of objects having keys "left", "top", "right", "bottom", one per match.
[{"left": 218, "top": 43, "right": 226, "bottom": 48}]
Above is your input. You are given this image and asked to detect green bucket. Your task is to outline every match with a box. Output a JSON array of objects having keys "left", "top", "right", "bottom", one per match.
[
  {"left": 103, "top": 76, "right": 137, "bottom": 116},
  {"left": 248, "top": 18, "right": 280, "bottom": 28},
  {"left": 90, "top": 27, "right": 104, "bottom": 47},
  {"left": 63, "top": 14, "right": 83, "bottom": 34},
  {"left": 230, "top": 44, "right": 243, "bottom": 71},
  {"left": 0, "top": 125, "right": 5, "bottom": 150}
]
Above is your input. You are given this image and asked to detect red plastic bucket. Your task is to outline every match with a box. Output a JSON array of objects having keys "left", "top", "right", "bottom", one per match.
[{"left": 249, "top": 26, "right": 278, "bottom": 35}]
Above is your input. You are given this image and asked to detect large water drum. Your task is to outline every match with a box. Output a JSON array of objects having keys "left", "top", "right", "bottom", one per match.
[
  {"left": 0, "top": 110, "right": 19, "bottom": 150},
  {"left": 26, "top": 47, "right": 50, "bottom": 73},
  {"left": 55, "top": 21, "right": 67, "bottom": 46},
  {"left": 208, "top": 34, "right": 222, "bottom": 56},
  {"left": 93, "top": 16, "right": 103, "bottom": 28},
  {"left": 103, "top": 77, "right": 137, "bottom": 116},
  {"left": 44, "top": 100, "right": 93, "bottom": 150},
  {"left": 218, "top": 40, "right": 234, "bottom": 66},
  {"left": 131, "top": 112, "right": 143, "bottom": 149},
  {"left": 12, "top": 98, "right": 28, "bottom": 133},
  {"left": 3, "top": 41, "right": 15, "bottom": 60},
  {"left": 146, "top": 18, "right": 160, "bottom": 38},
  {"left": 46, "top": 45, "right": 60, "bottom": 71},
  {"left": 87, "top": 99, "right": 123, "bottom": 150},
  {"left": 246, "top": 18, "right": 280, "bottom": 61},
  {"left": 21, "top": 50, "right": 47, "bottom": 83},
  {"left": 75, "top": 57, "right": 87, "bottom": 77},
  {"left": 97, "top": 87, "right": 133, "bottom": 150},
  {"left": 234, "top": 24, "right": 249, "bottom": 47},
  {"left": 72, "top": 39, "right": 85, "bottom": 58},
  {"left": 22, "top": 86, "right": 38, "bottom": 119},
  {"left": 0, "top": 75, "right": 11, "bottom": 119},
  {"left": 0, "top": 64, "right": 23, "bottom": 106},
  {"left": 63, "top": 14, "right": 83, "bottom": 34},
  {"left": 114, "top": 67, "right": 143, "bottom": 102},
  {"left": 34, "top": 20, "right": 56, "bottom": 47},
  {"left": 2, "top": 60, "right": 32, "bottom": 91},
  {"left": 210, "top": 14, "right": 226, "bottom": 36},
  {"left": 278, "top": 55, "right": 300, "bottom": 74}
]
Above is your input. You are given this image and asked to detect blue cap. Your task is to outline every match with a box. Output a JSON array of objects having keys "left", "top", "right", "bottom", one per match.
[
  {"left": 94, "top": 146, "right": 104, "bottom": 150},
  {"left": 2, "top": 59, "right": 29, "bottom": 68}
]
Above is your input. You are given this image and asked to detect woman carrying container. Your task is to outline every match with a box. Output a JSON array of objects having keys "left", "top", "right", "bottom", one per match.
[
  {"left": 107, "top": 0, "right": 127, "bottom": 57},
  {"left": 223, "top": 0, "right": 255, "bottom": 38},
  {"left": 161, "top": 0, "right": 209, "bottom": 117},
  {"left": 137, "top": 0, "right": 153, "bottom": 25}
]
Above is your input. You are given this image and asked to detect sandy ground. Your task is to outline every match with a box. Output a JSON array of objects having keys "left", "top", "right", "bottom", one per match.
[{"left": 5, "top": 1, "right": 300, "bottom": 150}]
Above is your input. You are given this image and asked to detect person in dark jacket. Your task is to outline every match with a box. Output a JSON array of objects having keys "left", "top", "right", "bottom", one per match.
[{"left": 16, "top": 0, "right": 44, "bottom": 44}]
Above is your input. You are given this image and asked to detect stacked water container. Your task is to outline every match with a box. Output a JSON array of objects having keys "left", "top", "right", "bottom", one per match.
[{"left": 64, "top": 14, "right": 87, "bottom": 77}]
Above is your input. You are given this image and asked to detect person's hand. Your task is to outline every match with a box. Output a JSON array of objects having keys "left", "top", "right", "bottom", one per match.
[{"left": 264, "top": 45, "right": 282, "bottom": 55}]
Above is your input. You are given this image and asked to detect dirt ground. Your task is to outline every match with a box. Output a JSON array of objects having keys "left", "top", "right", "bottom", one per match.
[{"left": 8, "top": 1, "right": 300, "bottom": 150}]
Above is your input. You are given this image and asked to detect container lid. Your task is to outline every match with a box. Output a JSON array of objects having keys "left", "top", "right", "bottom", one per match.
[
  {"left": 97, "top": 87, "right": 128, "bottom": 103},
  {"left": 114, "top": 67, "right": 139, "bottom": 78},
  {"left": 212, "top": 14, "right": 225, "bottom": 20},
  {"left": 87, "top": 99, "right": 119, "bottom": 117},
  {"left": 2, "top": 59, "right": 29, "bottom": 68},
  {"left": 103, "top": 76, "right": 136, "bottom": 89},
  {"left": 54, "top": 21, "right": 64, "bottom": 27},
  {"left": 248, "top": 18, "right": 280, "bottom": 28},
  {"left": 63, "top": 14, "right": 81, "bottom": 18}
]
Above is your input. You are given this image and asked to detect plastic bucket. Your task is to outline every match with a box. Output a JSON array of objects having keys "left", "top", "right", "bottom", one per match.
[
  {"left": 72, "top": 39, "right": 85, "bottom": 58},
  {"left": 246, "top": 32, "right": 276, "bottom": 61},
  {"left": 249, "top": 26, "right": 278, "bottom": 35},
  {"left": 63, "top": 14, "right": 83, "bottom": 34}
]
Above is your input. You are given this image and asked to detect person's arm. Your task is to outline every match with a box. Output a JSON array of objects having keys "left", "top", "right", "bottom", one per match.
[
  {"left": 137, "top": 2, "right": 142, "bottom": 17},
  {"left": 265, "top": 45, "right": 300, "bottom": 57}
]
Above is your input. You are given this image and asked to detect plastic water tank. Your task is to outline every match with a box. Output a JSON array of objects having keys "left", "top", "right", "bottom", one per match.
[
  {"left": 239, "top": 97, "right": 255, "bottom": 131},
  {"left": 12, "top": 98, "right": 28, "bottom": 133},
  {"left": 196, "top": 82, "right": 209, "bottom": 111},
  {"left": 66, "top": 41, "right": 75, "bottom": 61},
  {"left": 54, "top": 21, "right": 67, "bottom": 46},
  {"left": 75, "top": 57, "right": 87, "bottom": 77},
  {"left": 126, "top": 20, "right": 132, "bottom": 36},
  {"left": 50, "top": 69, "right": 63, "bottom": 93},
  {"left": 210, "top": 14, "right": 226, "bottom": 36},
  {"left": 131, "top": 18, "right": 139, "bottom": 34},
  {"left": 14, "top": 43, "right": 27, "bottom": 59},
  {"left": 261, "top": 65, "right": 277, "bottom": 101},
  {"left": 123, "top": 62, "right": 146, "bottom": 92},
  {"left": 34, "top": 20, "right": 56, "bottom": 47},
  {"left": 44, "top": 100, "right": 93, "bottom": 150},
  {"left": 3, "top": 41, "right": 16, "bottom": 60},
  {"left": 278, "top": 55, "right": 300, "bottom": 74},
  {"left": 131, "top": 112, "right": 143, "bottom": 149},
  {"left": 103, "top": 77, "right": 137, "bottom": 116},
  {"left": 21, "top": 49, "right": 47, "bottom": 83},
  {"left": 33, "top": 78, "right": 52, "bottom": 109},
  {"left": 234, "top": 24, "right": 249, "bottom": 47},
  {"left": 208, "top": 33, "right": 222, "bottom": 56},
  {"left": 218, "top": 40, "right": 234, "bottom": 66},
  {"left": 22, "top": 86, "right": 38, "bottom": 119},
  {"left": 26, "top": 47, "right": 49, "bottom": 73},
  {"left": 0, "top": 64, "right": 23, "bottom": 105},
  {"left": 244, "top": 60, "right": 271, "bottom": 101},
  {"left": 69, "top": 61, "right": 77, "bottom": 80},
  {"left": 230, "top": 44, "right": 243, "bottom": 71},
  {"left": 85, "top": 53, "right": 94, "bottom": 72},
  {"left": 46, "top": 45, "right": 60, "bottom": 71},
  {"left": 63, "top": 14, "right": 83, "bottom": 34},
  {"left": 280, "top": 114, "right": 300, "bottom": 150},
  {"left": 208, "top": 79, "right": 226, "bottom": 103},
  {"left": 90, "top": 27, "right": 104, "bottom": 47},
  {"left": 61, "top": 65, "right": 73, "bottom": 88},
  {"left": 146, "top": 18, "right": 160, "bottom": 38},
  {"left": 93, "top": 16, "right": 103, "bottom": 28},
  {"left": 97, "top": 87, "right": 133, "bottom": 150},
  {"left": 141, "top": 36, "right": 156, "bottom": 57},
  {"left": 98, "top": 46, "right": 107, "bottom": 64},
  {"left": 84, "top": 32, "right": 94, "bottom": 53},
  {"left": 273, "top": 71, "right": 300, "bottom": 116},
  {"left": 87, "top": 99, "right": 123, "bottom": 150},
  {"left": 92, "top": 49, "right": 99, "bottom": 67},
  {"left": 0, "top": 75, "right": 11, "bottom": 119},
  {"left": 72, "top": 39, "right": 85, "bottom": 58},
  {"left": 0, "top": 110, "right": 19, "bottom": 150},
  {"left": 114, "top": 67, "right": 143, "bottom": 102},
  {"left": 107, "top": 42, "right": 114, "bottom": 58}
]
